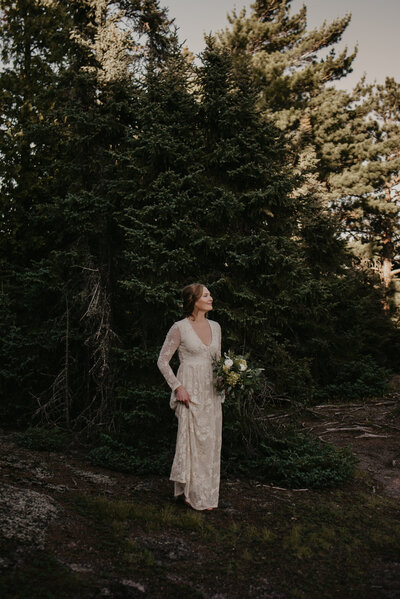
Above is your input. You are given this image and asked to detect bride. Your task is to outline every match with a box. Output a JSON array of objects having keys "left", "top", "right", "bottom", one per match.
[{"left": 157, "top": 283, "right": 223, "bottom": 511}]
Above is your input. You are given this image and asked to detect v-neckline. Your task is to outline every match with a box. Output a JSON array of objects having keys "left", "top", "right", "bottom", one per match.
[{"left": 187, "top": 318, "right": 213, "bottom": 347}]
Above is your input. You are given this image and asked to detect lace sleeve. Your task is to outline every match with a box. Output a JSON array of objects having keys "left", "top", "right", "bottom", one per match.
[{"left": 157, "top": 323, "right": 182, "bottom": 392}]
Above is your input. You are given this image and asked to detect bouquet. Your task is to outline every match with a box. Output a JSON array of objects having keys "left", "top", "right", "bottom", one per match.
[{"left": 213, "top": 350, "right": 264, "bottom": 399}]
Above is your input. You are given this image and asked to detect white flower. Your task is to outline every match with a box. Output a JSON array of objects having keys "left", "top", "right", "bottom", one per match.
[
  {"left": 238, "top": 359, "right": 247, "bottom": 371},
  {"left": 224, "top": 358, "right": 234, "bottom": 368}
]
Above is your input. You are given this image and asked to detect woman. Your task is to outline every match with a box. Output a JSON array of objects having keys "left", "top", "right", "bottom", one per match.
[{"left": 157, "top": 283, "right": 223, "bottom": 511}]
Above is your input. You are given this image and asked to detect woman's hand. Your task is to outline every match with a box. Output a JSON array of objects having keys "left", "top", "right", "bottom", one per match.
[{"left": 175, "top": 385, "right": 190, "bottom": 408}]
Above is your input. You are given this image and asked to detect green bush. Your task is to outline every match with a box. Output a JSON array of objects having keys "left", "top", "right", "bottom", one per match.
[
  {"left": 222, "top": 428, "right": 356, "bottom": 489},
  {"left": 89, "top": 424, "right": 355, "bottom": 490},
  {"left": 88, "top": 434, "right": 171, "bottom": 475},
  {"left": 314, "top": 357, "right": 390, "bottom": 402},
  {"left": 14, "top": 427, "right": 70, "bottom": 451}
]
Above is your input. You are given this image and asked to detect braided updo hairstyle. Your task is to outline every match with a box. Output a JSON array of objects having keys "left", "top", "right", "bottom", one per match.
[{"left": 182, "top": 283, "right": 205, "bottom": 318}]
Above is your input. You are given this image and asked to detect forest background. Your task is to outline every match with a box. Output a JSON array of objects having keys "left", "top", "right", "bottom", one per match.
[{"left": 0, "top": 0, "right": 399, "bottom": 479}]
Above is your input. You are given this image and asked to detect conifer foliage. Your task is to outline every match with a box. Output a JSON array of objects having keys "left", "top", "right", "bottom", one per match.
[
  {"left": 0, "top": 0, "right": 172, "bottom": 427},
  {"left": 325, "top": 79, "right": 400, "bottom": 304},
  {"left": 218, "top": 1, "right": 400, "bottom": 311},
  {"left": 0, "top": 0, "right": 398, "bottom": 443}
]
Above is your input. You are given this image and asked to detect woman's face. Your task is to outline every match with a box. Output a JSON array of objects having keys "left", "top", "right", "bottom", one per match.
[{"left": 194, "top": 287, "right": 213, "bottom": 313}]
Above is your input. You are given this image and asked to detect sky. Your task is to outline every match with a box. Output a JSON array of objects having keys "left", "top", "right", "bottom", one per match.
[{"left": 162, "top": 0, "right": 400, "bottom": 91}]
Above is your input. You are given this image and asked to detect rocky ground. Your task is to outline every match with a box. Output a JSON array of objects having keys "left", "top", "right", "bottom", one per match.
[{"left": 1, "top": 397, "right": 400, "bottom": 598}]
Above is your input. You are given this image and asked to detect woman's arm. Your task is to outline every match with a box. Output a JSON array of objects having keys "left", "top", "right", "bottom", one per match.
[
  {"left": 157, "top": 323, "right": 182, "bottom": 391},
  {"left": 157, "top": 324, "right": 190, "bottom": 408}
]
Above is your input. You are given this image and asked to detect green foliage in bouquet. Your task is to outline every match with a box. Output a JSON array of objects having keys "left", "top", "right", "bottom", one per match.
[{"left": 213, "top": 351, "right": 264, "bottom": 399}]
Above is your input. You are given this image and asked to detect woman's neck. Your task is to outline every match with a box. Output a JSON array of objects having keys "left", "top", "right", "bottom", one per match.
[{"left": 190, "top": 309, "right": 206, "bottom": 322}]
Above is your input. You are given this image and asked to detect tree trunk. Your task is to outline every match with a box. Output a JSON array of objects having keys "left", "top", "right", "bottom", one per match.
[{"left": 381, "top": 188, "right": 395, "bottom": 310}]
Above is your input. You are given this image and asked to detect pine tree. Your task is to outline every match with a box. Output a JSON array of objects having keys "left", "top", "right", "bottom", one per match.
[
  {"left": 195, "top": 40, "right": 297, "bottom": 344},
  {"left": 0, "top": 0, "right": 72, "bottom": 423},
  {"left": 321, "top": 79, "right": 400, "bottom": 303},
  {"left": 1, "top": 1, "right": 398, "bottom": 436},
  {"left": 116, "top": 33, "right": 203, "bottom": 449},
  {"left": 42, "top": 0, "right": 139, "bottom": 429},
  {"left": 217, "top": 2, "right": 400, "bottom": 311},
  {"left": 0, "top": 0, "right": 172, "bottom": 428},
  {"left": 370, "top": 79, "right": 400, "bottom": 297},
  {"left": 0, "top": 0, "right": 69, "bottom": 263},
  {"left": 215, "top": 0, "right": 359, "bottom": 267},
  {"left": 218, "top": 0, "right": 355, "bottom": 128},
  {"left": 196, "top": 40, "right": 388, "bottom": 398}
]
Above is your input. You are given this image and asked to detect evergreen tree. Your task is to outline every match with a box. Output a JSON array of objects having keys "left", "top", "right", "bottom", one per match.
[
  {"left": 120, "top": 37, "right": 335, "bottom": 403},
  {"left": 195, "top": 40, "right": 396, "bottom": 398},
  {"left": 369, "top": 78, "right": 400, "bottom": 298},
  {"left": 0, "top": 0, "right": 71, "bottom": 424},
  {"left": 0, "top": 0, "right": 172, "bottom": 428},
  {"left": 116, "top": 34, "right": 203, "bottom": 451},
  {"left": 320, "top": 79, "right": 400, "bottom": 304},
  {"left": 215, "top": 1, "right": 359, "bottom": 269},
  {"left": 218, "top": 0, "right": 355, "bottom": 129},
  {"left": 217, "top": 1, "right": 400, "bottom": 311},
  {"left": 1, "top": 0, "right": 398, "bottom": 439},
  {"left": 195, "top": 39, "right": 305, "bottom": 387}
]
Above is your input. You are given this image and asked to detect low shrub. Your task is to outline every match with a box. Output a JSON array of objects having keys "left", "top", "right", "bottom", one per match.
[
  {"left": 222, "top": 428, "right": 356, "bottom": 489},
  {"left": 88, "top": 434, "right": 171, "bottom": 475},
  {"left": 14, "top": 426, "right": 70, "bottom": 451},
  {"left": 314, "top": 357, "right": 390, "bottom": 402},
  {"left": 88, "top": 426, "right": 355, "bottom": 490}
]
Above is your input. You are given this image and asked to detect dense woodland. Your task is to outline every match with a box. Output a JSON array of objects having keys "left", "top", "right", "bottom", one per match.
[{"left": 0, "top": 0, "right": 399, "bottom": 470}]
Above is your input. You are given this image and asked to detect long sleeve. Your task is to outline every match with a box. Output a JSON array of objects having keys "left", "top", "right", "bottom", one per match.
[{"left": 157, "top": 323, "right": 182, "bottom": 392}]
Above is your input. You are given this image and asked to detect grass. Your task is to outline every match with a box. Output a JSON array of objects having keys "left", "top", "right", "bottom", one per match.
[
  {"left": 74, "top": 495, "right": 206, "bottom": 533},
  {"left": 67, "top": 477, "right": 400, "bottom": 598},
  {"left": 2, "top": 456, "right": 400, "bottom": 597},
  {"left": 2, "top": 484, "right": 400, "bottom": 598}
]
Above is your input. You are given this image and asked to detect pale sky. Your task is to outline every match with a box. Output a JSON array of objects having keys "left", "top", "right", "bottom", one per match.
[{"left": 163, "top": 0, "right": 400, "bottom": 90}]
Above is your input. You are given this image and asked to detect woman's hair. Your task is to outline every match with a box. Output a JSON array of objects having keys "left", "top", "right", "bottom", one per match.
[{"left": 182, "top": 283, "right": 204, "bottom": 318}]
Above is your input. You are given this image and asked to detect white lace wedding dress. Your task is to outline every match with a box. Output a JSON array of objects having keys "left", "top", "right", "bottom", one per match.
[{"left": 157, "top": 318, "right": 223, "bottom": 511}]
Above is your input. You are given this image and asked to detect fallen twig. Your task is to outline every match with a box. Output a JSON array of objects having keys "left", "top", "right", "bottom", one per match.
[
  {"left": 320, "top": 426, "right": 373, "bottom": 434},
  {"left": 313, "top": 403, "right": 365, "bottom": 409},
  {"left": 356, "top": 433, "right": 389, "bottom": 439},
  {"left": 268, "top": 484, "right": 309, "bottom": 492}
]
